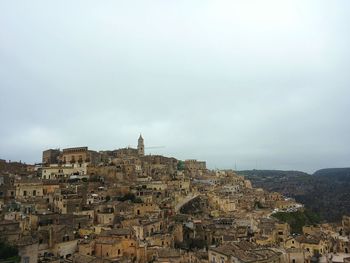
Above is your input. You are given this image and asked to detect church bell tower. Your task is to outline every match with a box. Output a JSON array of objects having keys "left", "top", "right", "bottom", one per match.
[{"left": 138, "top": 134, "right": 144, "bottom": 156}]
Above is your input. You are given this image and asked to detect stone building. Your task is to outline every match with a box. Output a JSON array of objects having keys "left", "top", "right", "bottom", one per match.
[
  {"left": 132, "top": 219, "right": 164, "bottom": 240},
  {"left": 37, "top": 224, "right": 78, "bottom": 260},
  {"left": 114, "top": 147, "right": 139, "bottom": 158},
  {"left": 53, "top": 189, "right": 83, "bottom": 214},
  {"left": 184, "top": 160, "right": 207, "bottom": 171},
  {"left": 342, "top": 215, "right": 350, "bottom": 235},
  {"left": 91, "top": 228, "right": 140, "bottom": 260},
  {"left": 42, "top": 149, "right": 60, "bottom": 165},
  {"left": 0, "top": 174, "right": 15, "bottom": 201},
  {"left": 18, "top": 236, "right": 39, "bottom": 263},
  {"left": 134, "top": 203, "right": 161, "bottom": 217},
  {"left": 41, "top": 164, "right": 88, "bottom": 180},
  {"left": 15, "top": 178, "right": 44, "bottom": 200},
  {"left": 138, "top": 134, "right": 145, "bottom": 156},
  {"left": 0, "top": 220, "right": 21, "bottom": 243},
  {"left": 208, "top": 241, "right": 282, "bottom": 263},
  {"left": 60, "top": 147, "right": 100, "bottom": 166},
  {"left": 284, "top": 248, "right": 306, "bottom": 263},
  {"left": 284, "top": 234, "right": 329, "bottom": 257}
]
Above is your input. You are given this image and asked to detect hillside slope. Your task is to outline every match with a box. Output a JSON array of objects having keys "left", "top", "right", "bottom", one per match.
[{"left": 238, "top": 168, "right": 350, "bottom": 222}]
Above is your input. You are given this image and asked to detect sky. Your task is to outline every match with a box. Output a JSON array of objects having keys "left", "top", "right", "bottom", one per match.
[{"left": 1, "top": 1, "right": 350, "bottom": 173}]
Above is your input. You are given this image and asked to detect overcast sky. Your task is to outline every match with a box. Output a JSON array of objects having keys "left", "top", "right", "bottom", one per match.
[{"left": 1, "top": 1, "right": 349, "bottom": 173}]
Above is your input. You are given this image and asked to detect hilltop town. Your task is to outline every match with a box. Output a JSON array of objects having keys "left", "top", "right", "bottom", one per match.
[{"left": 0, "top": 136, "right": 349, "bottom": 263}]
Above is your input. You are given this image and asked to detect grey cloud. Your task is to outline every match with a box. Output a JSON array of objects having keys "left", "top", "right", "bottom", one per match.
[{"left": 1, "top": 0, "right": 350, "bottom": 173}]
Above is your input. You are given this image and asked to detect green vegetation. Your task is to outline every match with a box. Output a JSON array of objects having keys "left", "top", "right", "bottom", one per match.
[
  {"left": 0, "top": 241, "right": 20, "bottom": 262},
  {"left": 175, "top": 239, "right": 207, "bottom": 250},
  {"left": 271, "top": 210, "right": 321, "bottom": 234},
  {"left": 254, "top": 201, "right": 264, "bottom": 209},
  {"left": 117, "top": 193, "right": 142, "bottom": 203},
  {"left": 177, "top": 160, "right": 185, "bottom": 171}
]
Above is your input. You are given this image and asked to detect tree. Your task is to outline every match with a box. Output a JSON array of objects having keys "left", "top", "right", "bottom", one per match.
[
  {"left": 0, "top": 241, "right": 20, "bottom": 262},
  {"left": 177, "top": 161, "right": 185, "bottom": 171}
]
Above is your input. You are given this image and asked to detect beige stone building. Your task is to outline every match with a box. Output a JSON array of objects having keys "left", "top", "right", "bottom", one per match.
[
  {"left": 184, "top": 159, "right": 206, "bottom": 171},
  {"left": 41, "top": 163, "right": 89, "bottom": 179},
  {"left": 42, "top": 149, "right": 60, "bottom": 165},
  {"left": 15, "top": 179, "right": 44, "bottom": 200},
  {"left": 92, "top": 228, "right": 139, "bottom": 260},
  {"left": 53, "top": 189, "right": 83, "bottom": 214},
  {"left": 134, "top": 203, "right": 161, "bottom": 217},
  {"left": 18, "top": 237, "right": 39, "bottom": 263},
  {"left": 209, "top": 241, "right": 282, "bottom": 263},
  {"left": 132, "top": 219, "right": 163, "bottom": 240},
  {"left": 60, "top": 147, "right": 90, "bottom": 164},
  {"left": 343, "top": 215, "right": 350, "bottom": 234},
  {"left": 285, "top": 234, "right": 329, "bottom": 257}
]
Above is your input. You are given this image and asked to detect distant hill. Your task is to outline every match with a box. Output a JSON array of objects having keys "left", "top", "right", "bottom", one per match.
[
  {"left": 239, "top": 169, "right": 310, "bottom": 177},
  {"left": 237, "top": 170, "right": 313, "bottom": 196},
  {"left": 313, "top": 167, "right": 350, "bottom": 178},
  {"left": 238, "top": 168, "right": 350, "bottom": 222}
]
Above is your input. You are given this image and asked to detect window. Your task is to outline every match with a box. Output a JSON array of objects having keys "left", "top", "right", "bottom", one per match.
[
  {"left": 292, "top": 259, "right": 296, "bottom": 263},
  {"left": 23, "top": 190, "right": 27, "bottom": 196},
  {"left": 33, "top": 190, "right": 36, "bottom": 196}
]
